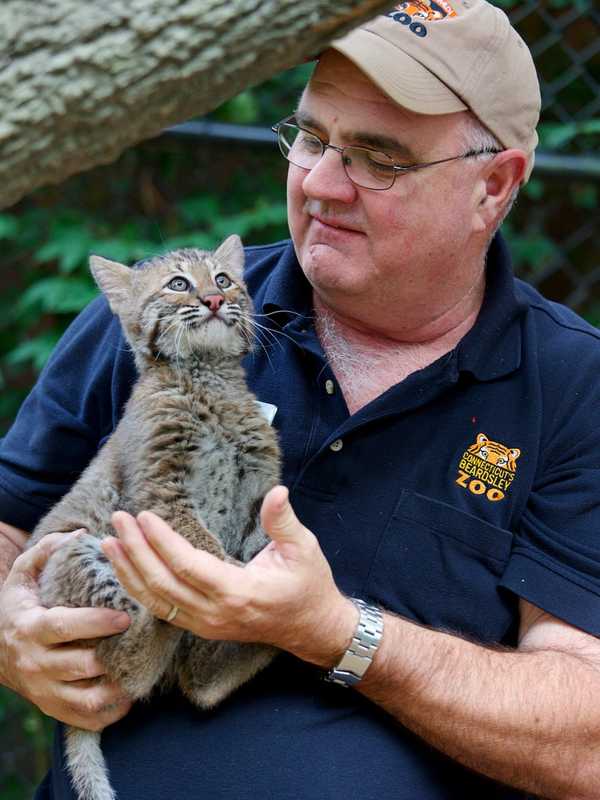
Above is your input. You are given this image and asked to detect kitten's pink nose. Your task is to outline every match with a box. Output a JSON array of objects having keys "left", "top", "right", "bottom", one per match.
[{"left": 201, "top": 294, "right": 225, "bottom": 313}]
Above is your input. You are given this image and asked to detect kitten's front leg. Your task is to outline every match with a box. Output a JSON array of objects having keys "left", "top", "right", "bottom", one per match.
[
  {"left": 145, "top": 498, "right": 227, "bottom": 559},
  {"left": 239, "top": 520, "right": 271, "bottom": 563},
  {"left": 41, "top": 533, "right": 181, "bottom": 700},
  {"left": 174, "top": 520, "right": 277, "bottom": 709}
]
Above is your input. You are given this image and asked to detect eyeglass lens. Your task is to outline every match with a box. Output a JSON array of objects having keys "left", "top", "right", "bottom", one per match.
[{"left": 277, "top": 123, "right": 398, "bottom": 190}]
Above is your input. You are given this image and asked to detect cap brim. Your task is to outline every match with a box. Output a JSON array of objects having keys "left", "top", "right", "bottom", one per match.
[{"left": 331, "top": 28, "right": 467, "bottom": 115}]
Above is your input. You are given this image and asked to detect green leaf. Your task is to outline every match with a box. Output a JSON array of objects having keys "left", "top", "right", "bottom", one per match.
[
  {"left": 88, "top": 237, "right": 159, "bottom": 264},
  {"left": 210, "top": 202, "right": 288, "bottom": 239},
  {"left": 0, "top": 214, "right": 19, "bottom": 240},
  {"left": 18, "top": 276, "right": 98, "bottom": 315},
  {"left": 35, "top": 222, "right": 94, "bottom": 274},
  {"left": 538, "top": 119, "right": 600, "bottom": 150},
  {"left": 160, "top": 232, "right": 217, "bottom": 251},
  {"left": 509, "top": 231, "right": 558, "bottom": 273},
  {"left": 178, "top": 195, "right": 221, "bottom": 227},
  {"left": 215, "top": 91, "right": 260, "bottom": 124},
  {"left": 538, "top": 123, "right": 577, "bottom": 150},
  {"left": 523, "top": 179, "right": 544, "bottom": 200},
  {"left": 0, "top": 775, "right": 31, "bottom": 800},
  {"left": 571, "top": 184, "right": 597, "bottom": 210}
]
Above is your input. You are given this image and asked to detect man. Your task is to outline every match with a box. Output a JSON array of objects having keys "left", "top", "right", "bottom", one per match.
[{"left": 1, "top": 2, "right": 600, "bottom": 798}]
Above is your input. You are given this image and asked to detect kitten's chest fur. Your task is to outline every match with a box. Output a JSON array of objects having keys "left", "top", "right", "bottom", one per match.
[{"left": 125, "top": 359, "right": 279, "bottom": 556}]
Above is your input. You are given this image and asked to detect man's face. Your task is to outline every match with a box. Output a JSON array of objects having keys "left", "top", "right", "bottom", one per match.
[{"left": 287, "top": 51, "right": 486, "bottom": 336}]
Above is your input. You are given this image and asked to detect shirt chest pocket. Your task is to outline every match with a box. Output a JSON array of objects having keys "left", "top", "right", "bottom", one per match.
[{"left": 364, "top": 490, "right": 516, "bottom": 644}]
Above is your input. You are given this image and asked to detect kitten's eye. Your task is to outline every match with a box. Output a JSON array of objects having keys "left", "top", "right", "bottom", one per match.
[
  {"left": 167, "top": 277, "right": 190, "bottom": 292},
  {"left": 215, "top": 273, "right": 232, "bottom": 289}
]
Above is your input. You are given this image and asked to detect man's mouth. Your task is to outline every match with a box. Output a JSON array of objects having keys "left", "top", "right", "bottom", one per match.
[{"left": 310, "top": 213, "right": 363, "bottom": 234}]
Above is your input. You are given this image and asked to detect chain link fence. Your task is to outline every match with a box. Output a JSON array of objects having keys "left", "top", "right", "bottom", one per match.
[{"left": 493, "top": 1, "right": 599, "bottom": 320}]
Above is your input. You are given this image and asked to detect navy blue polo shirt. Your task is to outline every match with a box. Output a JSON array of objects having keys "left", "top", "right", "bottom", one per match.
[{"left": 1, "top": 233, "right": 600, "bottom": 800}]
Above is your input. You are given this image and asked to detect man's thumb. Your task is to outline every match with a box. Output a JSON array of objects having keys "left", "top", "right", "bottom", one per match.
[{"left": 260, "top": 486, "right": 307, "bottom": 545}]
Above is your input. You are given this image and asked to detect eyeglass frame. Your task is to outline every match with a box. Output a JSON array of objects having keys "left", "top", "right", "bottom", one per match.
[{"left": 271, "top": 115, "right": 504, "bottom": 191}]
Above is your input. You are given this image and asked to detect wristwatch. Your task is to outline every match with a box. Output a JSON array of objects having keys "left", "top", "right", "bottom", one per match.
[{"left": 325, "top": 598, "right": 384, "bottom": 687}]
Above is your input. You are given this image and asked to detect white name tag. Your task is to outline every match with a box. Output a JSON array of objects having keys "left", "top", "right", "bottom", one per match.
[{"left": 256, "top": 401, "right": 278, "bottom": 425}]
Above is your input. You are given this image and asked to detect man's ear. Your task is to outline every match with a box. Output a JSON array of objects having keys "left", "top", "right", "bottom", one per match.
[
  {"left": 473, "top": 150, "right": 527, "bottom": 233},
  {"left": 89, "top": 255, "right": 132, "bottom": 315}
]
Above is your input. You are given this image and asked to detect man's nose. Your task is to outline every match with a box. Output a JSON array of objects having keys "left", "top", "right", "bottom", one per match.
[
  {"left": 301, "top": 148, "right": 357, "bottom": 204},
  {"left": 200, "top": 294, "right": 225, "bottom": 313}
]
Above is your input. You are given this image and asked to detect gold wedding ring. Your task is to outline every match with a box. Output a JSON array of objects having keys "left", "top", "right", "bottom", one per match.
[{"left": 166, "top": 605, "right": 179, "bottom": 622}]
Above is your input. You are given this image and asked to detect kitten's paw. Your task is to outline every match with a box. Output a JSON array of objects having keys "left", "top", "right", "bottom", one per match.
[
  {"left": 240, "top": 525, "right": 270, "bottom": 562},
  {"left": 178, "top": 641, "right": 276, "bottom": 708},
  {"left": 39, "top": 534, "right": 138, "bottom": 613}
]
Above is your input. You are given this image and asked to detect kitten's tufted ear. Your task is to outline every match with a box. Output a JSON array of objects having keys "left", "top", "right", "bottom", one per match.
[
  {"left": 213, "top": 234, "right": 245, "bottom": 279},
  {"left": 90, "top": 255, "right": 132, "bottom": 314}
]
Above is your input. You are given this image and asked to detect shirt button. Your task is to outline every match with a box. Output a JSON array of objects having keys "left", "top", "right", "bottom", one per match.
[
  {"left": 325, "top": 379, "right": 335, "bottom": 395},
  {"left": 330, "top": 438, "right": 343, "bottom": 452}
]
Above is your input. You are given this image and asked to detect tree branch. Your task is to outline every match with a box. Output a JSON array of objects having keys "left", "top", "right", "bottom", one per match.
[{"left": 0, "top": 0, "right": 392, "bottom": 209}]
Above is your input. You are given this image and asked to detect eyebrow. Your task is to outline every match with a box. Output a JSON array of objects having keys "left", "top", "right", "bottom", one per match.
[{"left": 294, "top": 109, "right": 418, "bottom": 161}]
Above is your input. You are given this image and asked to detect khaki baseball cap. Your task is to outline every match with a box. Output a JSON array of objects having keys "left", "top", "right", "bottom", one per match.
[{"left": 330, "top": 0, "right": 541, "bottom": 180}]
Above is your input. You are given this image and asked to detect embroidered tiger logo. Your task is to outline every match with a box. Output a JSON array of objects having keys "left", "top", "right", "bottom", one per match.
[
  {"left": 468, "top": 434, "right": 521, "bottom": 472},
  {"left": 394, "top": 1, "right": 454, "bottom": 21}
]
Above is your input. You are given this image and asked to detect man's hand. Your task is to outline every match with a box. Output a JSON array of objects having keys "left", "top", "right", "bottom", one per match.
[
  {"left": 104, "top": 486, "right": 358, "bottom": 668},
  {"left": 0, "top": 532, "right": 132, "bottom": 731}
]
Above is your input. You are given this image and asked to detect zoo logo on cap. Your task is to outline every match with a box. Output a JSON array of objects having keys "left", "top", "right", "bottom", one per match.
[{"left": 386, "top": 1, "right": 457, "bottom": 38}]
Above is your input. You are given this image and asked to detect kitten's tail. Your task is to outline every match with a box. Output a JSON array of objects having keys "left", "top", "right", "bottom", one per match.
[{"left": 65, "top": 726, "right": 116, "bottom": 800}]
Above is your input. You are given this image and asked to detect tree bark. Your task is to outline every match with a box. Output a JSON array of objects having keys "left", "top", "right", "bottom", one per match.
[{"left": 0, "top": 0, "right": 393, "bottom": 209}]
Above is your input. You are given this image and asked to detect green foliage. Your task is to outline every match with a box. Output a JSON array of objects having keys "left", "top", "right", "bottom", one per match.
[
  {"left": 0, "top": 687, "right": 54, "bottom": 798},
  {"left": 538, "top": 120, "right": 600, "bottom": 151},
  {"left": 214, "top": 63, "right": 313, "bottom": 124}
]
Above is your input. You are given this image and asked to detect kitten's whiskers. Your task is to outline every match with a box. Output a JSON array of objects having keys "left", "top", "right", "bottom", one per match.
[
  {"left": 248, "top": 318, "right": 301, "bottom": 353},
  {"left": 253, "top": 309, "right": 308, "bottom": 321}
]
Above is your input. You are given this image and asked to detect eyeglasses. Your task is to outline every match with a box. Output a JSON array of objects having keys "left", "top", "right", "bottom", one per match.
[{"left": 272, "top": 116, "right": 502, "bottom": 191}]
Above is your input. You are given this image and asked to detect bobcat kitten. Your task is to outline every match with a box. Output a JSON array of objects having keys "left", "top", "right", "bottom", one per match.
[{"left": 28, "top": 235, "right": 281, "bottom": 800}]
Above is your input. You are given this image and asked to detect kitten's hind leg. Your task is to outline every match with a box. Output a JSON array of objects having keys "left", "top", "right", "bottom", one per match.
[
  {"left": 42, "top": 535, "right": 182, "bottom": 800},
  {"left": 176, "top": 633, "right": 276, "bottom": 709},
  {"left": 40, "top": 533, "right": 182, "bottom": 700}
]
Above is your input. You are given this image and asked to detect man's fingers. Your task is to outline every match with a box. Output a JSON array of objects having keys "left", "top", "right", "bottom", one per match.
[
  {"left": 52, "top": 680, "right": 132, "bottom": 731},
  {"left": 9, "top": 531, "right": 83, "bottom": 586},
  {"left": 63, "top": 701, "right": 132, "bottom": 733},
  {"left": 110, "top": 511, "right": 184, "bottom": 592},
  {"left": 44, "top": 646, "right": 109, "bottom": 682},
  {"left": 116, "top": 510, "right": 237, "bottom": 595},
  {"left": 37, "top": 605, "right": 130, "bottom": 647}
]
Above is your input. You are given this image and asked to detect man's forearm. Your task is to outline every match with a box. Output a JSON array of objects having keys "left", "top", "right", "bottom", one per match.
[
  {"left": 357, "top": 613, "right": 600, "bottom": 800},
  {"left": 0, "top": 523, "right": 28, "bottom": 584}
]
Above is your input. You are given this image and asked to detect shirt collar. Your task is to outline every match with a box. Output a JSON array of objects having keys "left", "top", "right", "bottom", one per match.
[
  {"left": 260, "top": 241, "right": 313, "bottom": 326},
  {"left": 456, "top": 232, "right": 528, "bottom": 382}
]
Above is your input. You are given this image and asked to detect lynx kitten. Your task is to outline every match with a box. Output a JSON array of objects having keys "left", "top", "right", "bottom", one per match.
[{"left": 29, "top": 235, "right": 281, "bottom": 800}]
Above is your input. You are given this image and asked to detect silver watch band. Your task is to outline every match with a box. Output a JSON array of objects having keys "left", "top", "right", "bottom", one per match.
[{"left": 325, "top": 598, "right": 384, "bottom": 687}]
